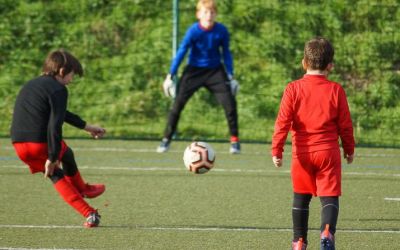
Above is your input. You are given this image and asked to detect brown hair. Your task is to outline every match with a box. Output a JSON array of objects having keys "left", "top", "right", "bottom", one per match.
[
  {"left": 304, "top": 37, "right": 334, "bottom": 70},
  {"left": 196, "top": 0, "right": 217, "bottom": 12},
  {"left": 42, "top": 49, "right": 83, "bottom": 77}
]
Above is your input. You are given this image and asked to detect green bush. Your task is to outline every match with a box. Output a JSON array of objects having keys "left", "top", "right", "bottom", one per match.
[{"left": 1, "top": 0, "right": 399, "bottom": 146}]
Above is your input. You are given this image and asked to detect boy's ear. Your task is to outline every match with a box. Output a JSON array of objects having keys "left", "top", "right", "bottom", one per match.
[
  {"left": 326, "top": 63, "right": 334, "bottom": 72},
  {"left": 59, "top": 67, "right": 65, "bottom": 77},
  {"left": 302, "top": 58, "right": 307, "bottom": 71}
]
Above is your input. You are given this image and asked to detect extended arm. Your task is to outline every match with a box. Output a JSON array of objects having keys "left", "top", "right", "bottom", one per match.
[
  {"left": 65, "top": 111, "right": 105, "bottom": 138},
  {"left": 65, "top": 110, "right": 86, "bottom": 129}
]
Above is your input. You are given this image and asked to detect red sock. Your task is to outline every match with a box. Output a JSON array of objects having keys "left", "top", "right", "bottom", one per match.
[
  {"left": 65, "top": 171, "right": 87, "bottom": 193},
  {"left": 230, "top": 136, "right": 239, "bottom": 143},
  {"left": 54, "top": 178, "right": 95, "bottom": 217}
]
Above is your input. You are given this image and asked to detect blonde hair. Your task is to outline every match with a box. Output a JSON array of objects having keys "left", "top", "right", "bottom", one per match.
[{"left": 196, "top": 0, "right": 217, "bottom": 12}]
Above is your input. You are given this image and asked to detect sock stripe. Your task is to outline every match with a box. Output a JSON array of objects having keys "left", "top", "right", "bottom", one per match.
[
  {"left": 292, "top": 207, "right": 309, "bottom": 211},
  {"left": 322, "top": 203, "right": 339, "bottom": 210}
]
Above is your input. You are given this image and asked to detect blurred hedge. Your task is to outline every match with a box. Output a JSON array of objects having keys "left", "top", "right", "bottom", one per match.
[{"left": 1, "top": 0, "right": 399, "bottom": 146}]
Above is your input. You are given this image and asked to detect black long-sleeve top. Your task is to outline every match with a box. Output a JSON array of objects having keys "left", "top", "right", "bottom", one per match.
[{"left": 11, "top": 75, "right": 86, "bottom": 162}]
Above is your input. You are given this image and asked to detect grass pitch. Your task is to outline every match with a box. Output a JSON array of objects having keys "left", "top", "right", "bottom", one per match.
[{"left": 0, "top": 138, "right": 399, "bottom": 249}]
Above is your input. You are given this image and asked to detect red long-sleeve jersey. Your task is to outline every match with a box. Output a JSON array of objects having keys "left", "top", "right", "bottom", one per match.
[{"left": 271, "top": 74, "right": 355, "bottom": 158}]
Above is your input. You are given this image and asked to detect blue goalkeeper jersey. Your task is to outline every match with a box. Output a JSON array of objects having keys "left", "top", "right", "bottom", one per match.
[{"left": 169, "top": 22, "right": 233, "bottom": 76}]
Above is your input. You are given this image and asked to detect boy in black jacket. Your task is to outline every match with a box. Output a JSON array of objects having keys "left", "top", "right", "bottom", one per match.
[{"left": 11, "top": 50, "right": 106, "bottom": 227}]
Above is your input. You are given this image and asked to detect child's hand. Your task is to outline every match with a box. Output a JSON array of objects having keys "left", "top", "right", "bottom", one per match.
[
  {"left": 344, "top": 154, "right": 354, "bottom": 164},
  {"left": 230, "top": 79, "right": 239, "bottom": 95},
  {"left": 228, "top": 74, "right": 239, "bottom": 95},
  {"left": 44, "top": 159, "right": 59, "bottom": 178},
  {"left": 85, "top": 124, "right": 106, "bottom": 139},
  {"left": 163, "top": 74, "right": 176, "bottom": 98},
  {"left": 272, "top": 156, "right": 282, "bottom": 168}
]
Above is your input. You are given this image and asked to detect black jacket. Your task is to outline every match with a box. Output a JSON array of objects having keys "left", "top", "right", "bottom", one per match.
[{"left": 11, "top": 75, "right": 86, "bottom": 162}]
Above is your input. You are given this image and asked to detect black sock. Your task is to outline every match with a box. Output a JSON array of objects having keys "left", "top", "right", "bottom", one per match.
[
  {"left": 61, "top": 147, "right": 78, "bottom": 177},
  {"left": 320, "top": 196, "right": 339, "bottom": 234},
  {"left": 292, "top": 193, "right": 312, "bottom": 243}
]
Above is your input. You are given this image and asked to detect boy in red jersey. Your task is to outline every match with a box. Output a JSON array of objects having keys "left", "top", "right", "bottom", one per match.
[
  {"left": 271, "top": 37, "right": 355, "bottom": 250},
  {"left": 11, "top": 50, "right": 106, "bottom": 227}
]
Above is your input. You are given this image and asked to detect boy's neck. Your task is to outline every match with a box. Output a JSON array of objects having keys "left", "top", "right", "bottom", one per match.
[
  {"left": 306, "top": 69, "right": 328, "bottom": 76},
  {"left": 199, "top": 21, "right": 215, "bottom": 31}
]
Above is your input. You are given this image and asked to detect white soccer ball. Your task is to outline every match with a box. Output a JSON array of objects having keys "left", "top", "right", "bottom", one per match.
[{"left": 183, "top": 141, "right": 216, "bottom": 174}]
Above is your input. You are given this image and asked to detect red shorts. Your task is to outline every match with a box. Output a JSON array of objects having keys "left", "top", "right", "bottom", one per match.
[
  {"left": 13, "top": 141, "right": 68, "bottom": 174},
  {"left": 291, "top": 148, "right": 342, "bottom": 196}
]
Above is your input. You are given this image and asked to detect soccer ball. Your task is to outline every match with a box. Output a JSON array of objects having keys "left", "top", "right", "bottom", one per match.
[{"left": 183, "top": 141, "right": 215, "bottom": 174}]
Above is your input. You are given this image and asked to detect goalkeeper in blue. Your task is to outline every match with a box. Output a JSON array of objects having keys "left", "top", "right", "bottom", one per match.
[{"left": 158, "top": 0, "right": 240, "bottom": 154}]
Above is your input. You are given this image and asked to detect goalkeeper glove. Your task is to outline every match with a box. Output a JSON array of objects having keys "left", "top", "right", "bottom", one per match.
[
  {"left": 228, "top": 74, "right": 239, "bottom": 96},
  {"left": 163, "top": 74, "right": 176, "bottom": 98}
]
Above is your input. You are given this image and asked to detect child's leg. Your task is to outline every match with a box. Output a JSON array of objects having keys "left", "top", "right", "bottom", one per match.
[
  {"left": 214, "top": 90, "right": 238, "bottom": 138},
  {"left": 61, "top": 147, "right": 105, "bottom": 198},
  {"left": 314, "top": 149, "right": 340, "bottom": 236},
  {"left": 163, "top": 66, "right": 203, "bottom": 140},
  {"left": 61, "top": 147, "right": 86, "bottom": 191},
  {"left": 320, "top": 196, "right": 339, "bottom": 234},
  {"left": 206, "top": 67, "right": 239, "bottom": 139},
  {"left": 292, "top": 192, "right": 312, "bottom": 243},
  {"left": 50, "top": 168, "right": 95, "bottom": 217}
]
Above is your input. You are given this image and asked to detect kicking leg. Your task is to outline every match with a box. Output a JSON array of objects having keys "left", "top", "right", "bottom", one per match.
[
  {"left": 50, "top": 168, "right": 100, "bottom": 227},
  {"left": 61, "top": 147, "right": 105, "bottom": 198}
]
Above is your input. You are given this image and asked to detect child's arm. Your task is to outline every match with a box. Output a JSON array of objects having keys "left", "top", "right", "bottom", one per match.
[
  {"left": 169, "top": 27, "right": 193, "bottom": 76},
  {"left": 271, "top": 85, "right": 294, "bottom": 166},
  {"left": 65, "top": 110, "right": 86, "bottom": 129},
  {"left": 162, "top": 26, "right": 193, "bottom": 98},
  {"left": 337, "top": 87, "right": 355, "bottom": 164},
  {"left": 221, "top": 26, "right": 233, "bottom": 76}
]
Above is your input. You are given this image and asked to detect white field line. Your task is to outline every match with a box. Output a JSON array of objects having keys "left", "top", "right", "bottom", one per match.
[
  {"left": 0, "top": 248, "right": 84, "bottom": 250},
  {"left": 1, "top": 164, "right": 400, "bottom": 178},
  {"left": 384, "top": 197, "right": 400, "bottom": 201},
  {"left": 0, "top": 247, "right": 91, "bottom": 250},
  {"left": 3, "top": 145, "right": 400, "bottom": 158},
  {"left": 3, "top": 146, "right": 239, "bottom": 155},
  {"left": 0, "top": 224, "right": 399, "bottom": 234}
]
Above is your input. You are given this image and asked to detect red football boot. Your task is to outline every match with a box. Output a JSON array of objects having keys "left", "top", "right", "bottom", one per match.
[{"left": 81, "top": 183, "right": 106, "bottom": 199}]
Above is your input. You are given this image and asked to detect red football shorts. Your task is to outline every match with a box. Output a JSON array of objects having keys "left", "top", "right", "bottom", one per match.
[
  {"left": 291, "top": 148, "right": 342, "bottom": 196},
  {"left": 13, "top": 141, "right": 68, "bottom": 174}
]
